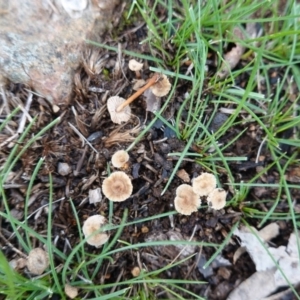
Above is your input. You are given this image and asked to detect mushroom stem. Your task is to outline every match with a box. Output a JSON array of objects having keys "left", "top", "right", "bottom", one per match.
[
  {"left": 135, "top": 70, "right": 141, "bottom": 79},
  {"left": 116, "top": 73, "right": 160, "bottom": 112}
]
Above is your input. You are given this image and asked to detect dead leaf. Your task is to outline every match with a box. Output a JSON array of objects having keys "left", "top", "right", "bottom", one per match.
[
  {"left": 176, "top": 169, "right": 190, "bottom": 182},
  {"left": 258, "top": 223, "right": 280, "bottom": 242},
  {"left": 143, "top": 89, "right": 161, "bottom": 113},
  {"left": 132, "top": 79, "right": 146, "bottom": 91},
  {"left": 285, "top": 166, "right": 300, "bottom": 183},
  {"left": 217, "top": 27, "right": 245, "bottom": 79},
  {"left": 227, "top": 270, "right": 277, "bottom": 300},
  {"left": 233, "top": 246, "right": 246, "bottom": 264},
  {"left": 81, "top": 173, "right": 98, "bottom": 191}
]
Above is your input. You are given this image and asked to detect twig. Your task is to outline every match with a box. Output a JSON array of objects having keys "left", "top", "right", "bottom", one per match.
[
  {"left": 0, "top": 231, "right": 27, "bottom": 258},
  {"left": 74, "top": 145, "right": 88, "bottom": 176},
  {"left": 116, "top": 73, "right": 160, "bottom": 112},
  {"left": 169, "top": 225, "right": 198, "bottom": 266},
  {"left": 0, "top": 87, "right": 10, "bottom": 115},
  {"left": 255, "top": 136, "right": 267, "bottom": 164},
  {"left": 68, "top": 122, "right": 98, "bottom": 154},
  {"left": 8, "top": 197, "right": 65, "bottom": 240}
]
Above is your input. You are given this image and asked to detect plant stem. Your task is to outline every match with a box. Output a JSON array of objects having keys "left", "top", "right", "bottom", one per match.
[{"left": 116, "top": 73, "right": 160, "bottom": 112}]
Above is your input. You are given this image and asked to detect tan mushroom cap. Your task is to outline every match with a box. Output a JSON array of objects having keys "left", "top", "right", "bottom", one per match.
[
  {"left": 82, "top": 215, "right": 109, "bottom": 247},
  {"left": 150, "top": 74, "right": 171, "bottom": 97},
  {"left": 192, "top": 173, "right": 217, "bottom": 196},
  {"left": 102, "top": 171, "right": 133, "bottom": 202},
  {"left": 207, "top": 188, "right": 227, "bottom": 210},
  {"left": 131, "top": 266, "right": 141, "bottom": 277},
  {"left": 64, "top": 284, "right": 78, "bottom": 299},
  {"left": 107, "top": 96, "right": 131, "bottom": 124},
  {"left": 128, "top": 59, "right": 143, "bottom": 71},
  {"left": 27, "top": 248, "right": 49, "bottom": 275},
  {"left": 111, "top": 150, "right": 130, "bottom": 168},
  {"left": 174, "top": 184, "right": 201, "bottom": 215}
]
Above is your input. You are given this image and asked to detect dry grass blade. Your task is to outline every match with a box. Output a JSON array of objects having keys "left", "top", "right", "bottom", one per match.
[
  {"left": 82, "top": 48, "right": 108, "bottom": 77},
  {"left": 71, "top": 106, "right": 89, "bottom": 137},
  {"left": 104, "top": 120, "right": 141, "bottom": 147},
  {"left": 91, "top": 105, "right": 106, "bottom": 129}
]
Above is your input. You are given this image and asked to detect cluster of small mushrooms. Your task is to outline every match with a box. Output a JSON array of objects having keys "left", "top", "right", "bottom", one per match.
[
  {"left": 175, "top": 173, "right": 227, "bottom": 215},
  {"left": 82, "top": 59, "right": 227, "bottom": 248},
  {"left": 82, "top": 150, "right": 133, "bottom": 248},
  {"left": 107, "top": 59, "right": 171, "bottom": 124},
  {"left": 82, "top": 150, "right": 227, "bottom": 248}
]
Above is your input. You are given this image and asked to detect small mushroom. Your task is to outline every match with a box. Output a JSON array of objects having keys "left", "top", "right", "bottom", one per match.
[
  {"left": 150, "top": 73, "right": 171, "bottom": 97},
  {"left": 64, "top": 284, "right": 78, "bottom": 299},
  {"left": 82, "top": 215, "right": 109, "bottom": 247},
  {"left": 27, "top": 248, "right": 49, "bottom": 275},
  {"left": 192, "top": 173, "right": 217, "bottom": 196},
  {"left": 116, "top": 73, "right": 170, "bottom": 112},
  {"left": 174, "top": 184, "right": 201, "bottom": 215},
  {"left": 107, "top": 96, "right": 131, "bottom": 124},
  {"left": 128, "top": 59, "right": 143, "bottom": 78},
  {"left": 102, "top": 171, "right": 133, "bottom": 202},
  {"left": 207, "top": 188, "right": 227, "bottom": 210},
  {"left": 111, "top": 150, "right": 130, "bottom": 168},
  {"left": 9, "top": 257, "right": 27, "bottom": 270},
  {"left": 131, "top": 266, "right": 141, "bottom": 277}
]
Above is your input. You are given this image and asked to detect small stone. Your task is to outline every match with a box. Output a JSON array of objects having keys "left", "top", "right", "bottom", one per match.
[
  {"left": 58, "top": 162, "right": 72, "bottom": 176},
  {"left": 89, "top": 188, "right": 102, "bottom": 204}
]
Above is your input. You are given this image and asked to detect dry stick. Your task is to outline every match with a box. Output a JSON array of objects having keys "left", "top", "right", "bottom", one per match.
[
  {"left": 116, "top": 73, "right": 160, "bottom": 112},
  {"left": 169, "top": 225, "right": 198, "bottom": 266},
  {"left": 74, "top": 145, "right": 88, "bottom": 176},
  {"left": 0, "top": 231, "right": 27, "bottom": 258}
]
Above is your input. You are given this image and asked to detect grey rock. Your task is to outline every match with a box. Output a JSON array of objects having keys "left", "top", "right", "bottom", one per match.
[{"left": 0, "top": 0, "right": 119, "bottom": 105}]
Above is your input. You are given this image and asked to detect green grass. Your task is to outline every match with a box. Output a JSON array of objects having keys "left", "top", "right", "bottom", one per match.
[{"left": 1, "top": 0, "right": 300, "bottom": 299}]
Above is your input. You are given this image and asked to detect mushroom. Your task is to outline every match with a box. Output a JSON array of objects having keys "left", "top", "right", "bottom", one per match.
[
  {"left": 116, "top": 73, "right": 170, "bottom": 112},
  {"left": 107, "top": 96, "right": 131, "bottom": 124},
  {"left": 111, "top": 150, "right": 130, "bottom": 169},
  {"left": 150, "top": 73, "right": 171, "bottom": 97},
  {"left": 207, "top": 188, "right": 227, "bottom": 210},
  {"left": 102, "top": 171, "right": 133, "bottom": 202},
  {"left": 128, "top": 59, "right": 143, "bottom": 78},
  {"left": 82, "top": 215, "right": 109, "bottom": 247},
  {"left": 174, "top": 184, "right": 201, "bottom": 215},
  {"left": 131, "top": 266, "right": 141, "bottom": 277},
  {"left": 192, "top": 173, "right": 217, "bottom": 196},
  {"left": 64, "top": 284, "right": 78, "bottom": 299},
  {"left": 26, "top": 248, "right": 49, "bottom": 275}
]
